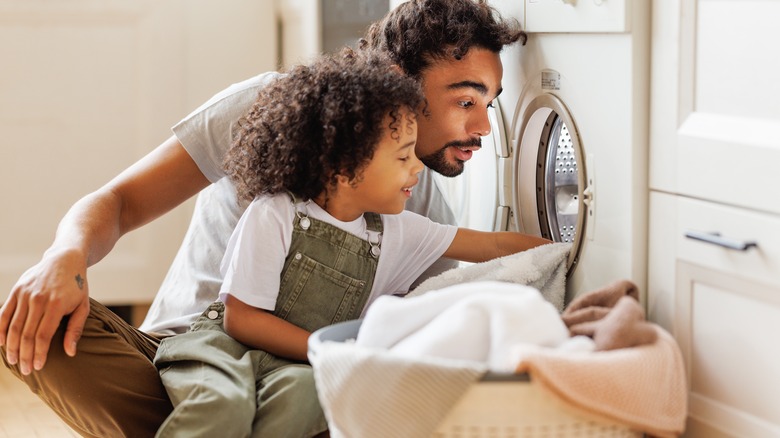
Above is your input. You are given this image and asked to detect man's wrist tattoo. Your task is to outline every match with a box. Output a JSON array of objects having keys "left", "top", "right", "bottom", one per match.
[{"left": 75, "top": 273, "right": 85, "bottom": 290}]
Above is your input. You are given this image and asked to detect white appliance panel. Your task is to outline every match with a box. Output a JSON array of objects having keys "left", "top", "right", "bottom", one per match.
[{"left": 492, "top": 0, "right": 650, "bottom": 300}]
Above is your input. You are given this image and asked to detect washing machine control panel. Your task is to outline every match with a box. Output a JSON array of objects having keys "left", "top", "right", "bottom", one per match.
[{"left": 524, "top": 0, "right": 630, "bottom": 33}]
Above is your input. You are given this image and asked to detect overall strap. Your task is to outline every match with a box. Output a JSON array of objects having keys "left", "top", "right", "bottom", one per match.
[{"left": 363, "top": 212, "right": 383, "bottom": 233}]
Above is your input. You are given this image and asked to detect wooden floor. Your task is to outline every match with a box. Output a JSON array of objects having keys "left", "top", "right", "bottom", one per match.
[{"left": 0, "top": 364, "right": 78, "bottom": 437}]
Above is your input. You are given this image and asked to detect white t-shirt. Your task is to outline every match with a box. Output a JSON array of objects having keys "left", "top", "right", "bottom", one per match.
[
  {"left": 140, "top": 73, "right": 458, "bottom": 334},
  {"left": 220, "top": 195, "right": 457, "bottom": 315}
]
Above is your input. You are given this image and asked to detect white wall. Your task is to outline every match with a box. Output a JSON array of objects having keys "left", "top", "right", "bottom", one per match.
[{"left": 0, "top": 0, "right": 278, "bottom": 304}]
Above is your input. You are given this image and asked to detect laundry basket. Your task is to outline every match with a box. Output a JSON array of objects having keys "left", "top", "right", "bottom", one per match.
[{"left": 309, "top": 319, "right": 642, "bottom": 438}]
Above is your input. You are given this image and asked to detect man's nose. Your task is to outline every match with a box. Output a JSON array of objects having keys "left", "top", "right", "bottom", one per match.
[{"left": 470, "top": 108, "right": 492, "bottom": 137}]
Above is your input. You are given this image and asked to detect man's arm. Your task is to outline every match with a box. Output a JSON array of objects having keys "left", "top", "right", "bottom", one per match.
[
  {"left": 443, "top": 228, "right": 553, "bottom": 264},
  {"left": 0, "top": 135, "right": 210, "bottom": 375}
]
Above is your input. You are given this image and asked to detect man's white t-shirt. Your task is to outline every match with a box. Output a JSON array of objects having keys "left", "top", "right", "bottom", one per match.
[
  {"left": 140, "top": 73, "right": 459, "bottom": 334},
  {"left": 220, "top": 195, "right": 457, "bottom": 315}
]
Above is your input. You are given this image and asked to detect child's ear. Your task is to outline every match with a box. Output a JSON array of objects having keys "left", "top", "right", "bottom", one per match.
[
  {"left": 335, "top": 174, "right": 352, "bottom": 187},
  {"left": 336, "top": 170, "right": 363, "bottom": 189}
]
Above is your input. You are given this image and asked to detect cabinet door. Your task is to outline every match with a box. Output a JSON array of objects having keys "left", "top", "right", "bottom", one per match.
[
  {"left": 673, "top": 197, "right": 780, "bottom": 436},
  {"left": 649, "top": 0, "right": 780, "bottom": 215},
  {"left": 676, "top": 264, "right": 780, "bottom": 437},
  {"left": 0, "top": 1, "right": 277, "bottom": 305}
]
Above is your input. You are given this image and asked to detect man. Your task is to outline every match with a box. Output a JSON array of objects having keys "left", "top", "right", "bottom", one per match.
[{"left": 0, "top": 0, "right": 526, "bottom": 436}]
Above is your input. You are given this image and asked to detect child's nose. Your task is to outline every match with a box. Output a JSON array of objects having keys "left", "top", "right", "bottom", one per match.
[{"left": 411, "top": 152, "right": 424, "bottom": 174}]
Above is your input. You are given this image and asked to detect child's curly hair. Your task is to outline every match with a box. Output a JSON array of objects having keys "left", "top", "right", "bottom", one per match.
[
  {"left": 360, "top": 0, "right": 526, "bottom": 78},
  {"left": 224, "top": 49, "right": 424, "bottom": 203}
]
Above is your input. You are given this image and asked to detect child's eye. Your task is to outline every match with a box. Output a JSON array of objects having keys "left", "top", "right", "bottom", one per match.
[{"left": 399, "top": 156, "right": 410, "bottom": 162}]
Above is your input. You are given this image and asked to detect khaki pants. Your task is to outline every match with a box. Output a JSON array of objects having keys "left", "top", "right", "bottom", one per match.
[{"left": 1, "top": 299, "right": 173, "bottom": 438}]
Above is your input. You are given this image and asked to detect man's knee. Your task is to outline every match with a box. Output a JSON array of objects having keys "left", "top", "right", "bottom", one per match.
[{"left": 2, "top": 308, "right": 171, "bottom": 438}]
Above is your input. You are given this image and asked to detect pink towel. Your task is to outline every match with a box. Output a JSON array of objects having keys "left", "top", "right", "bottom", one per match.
[{"left": 515, "top": 325, "right": 687, "bottom": 438}]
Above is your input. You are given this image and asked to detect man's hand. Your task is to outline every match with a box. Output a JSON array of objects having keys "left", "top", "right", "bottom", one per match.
[{"left": 0, "top": 248, "right": 91, "bottom": 375}]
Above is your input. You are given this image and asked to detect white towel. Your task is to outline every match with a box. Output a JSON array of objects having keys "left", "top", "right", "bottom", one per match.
[
  {"left": 358, "top": 281, "right": 572, "bottom": 371},
  {"left": 408, "top": 242, "right": 571, "bottom": 311}
]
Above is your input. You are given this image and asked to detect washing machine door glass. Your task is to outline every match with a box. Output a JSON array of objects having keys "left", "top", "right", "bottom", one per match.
[
  {"left": 542, "top": 114, "right": 579, "bottom": 243},
  {"left": 430, "top": 104, "right": 504, "bottom": 232},
  {"left": 514, "top": 93, "right": 590, "bottom": 271}
]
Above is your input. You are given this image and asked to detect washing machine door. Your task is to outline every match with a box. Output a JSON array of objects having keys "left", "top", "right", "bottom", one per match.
[{"left": 511, "top": 91, "right": 591, "bottom": 274}]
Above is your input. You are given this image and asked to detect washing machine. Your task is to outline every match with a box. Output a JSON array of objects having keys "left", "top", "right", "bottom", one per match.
[{"left": 434, "top": 0, "right": 651, "bottom": 303}]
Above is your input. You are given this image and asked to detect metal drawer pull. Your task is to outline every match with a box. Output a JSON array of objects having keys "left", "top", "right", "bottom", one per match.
[{"left": 684, "top": 230, "right": 758, "bottom": 251}]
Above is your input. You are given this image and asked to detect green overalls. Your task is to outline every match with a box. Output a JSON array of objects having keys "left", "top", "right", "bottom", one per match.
[{"left": 154, "top": 199, "right": 382, "bottom": 438}]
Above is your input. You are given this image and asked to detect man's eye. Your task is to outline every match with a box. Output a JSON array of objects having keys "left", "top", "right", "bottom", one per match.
[
  {"left": 458, "top": 101, "right": 475, "bottom": 108},
  {"left": 487, "top": 101, "right": 495, "bottom": 109}
]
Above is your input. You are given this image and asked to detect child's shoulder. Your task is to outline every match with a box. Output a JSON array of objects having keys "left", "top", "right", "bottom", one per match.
[{"left": 246, "top": 193, "right": 297, "bottom": 219}]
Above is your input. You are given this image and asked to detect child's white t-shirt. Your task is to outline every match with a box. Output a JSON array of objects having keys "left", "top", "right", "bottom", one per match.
[{"left": 219, "top": 194, "right": 458, "bottom": 315}]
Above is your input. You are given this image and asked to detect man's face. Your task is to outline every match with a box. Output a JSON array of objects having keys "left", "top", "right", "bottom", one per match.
[{"left": 415, "top": 47, "right": 503, "bottom": 177}]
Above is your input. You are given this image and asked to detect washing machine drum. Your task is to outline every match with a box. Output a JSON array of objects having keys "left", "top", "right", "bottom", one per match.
[{"left": 432, "top": 93, "right": 589, "bottom": 275}]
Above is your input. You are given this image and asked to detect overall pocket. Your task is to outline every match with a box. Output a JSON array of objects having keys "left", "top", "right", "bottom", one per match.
[{"left": 277, "top": 251, "right": 368, "bottom": 332}]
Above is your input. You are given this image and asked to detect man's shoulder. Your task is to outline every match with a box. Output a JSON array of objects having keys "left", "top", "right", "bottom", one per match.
[
  {"left": 404, "top": 168, "right": 457, "bottom": 226},
  {"left": 206, "top": 71, "right": 282, "bottom": 108}
]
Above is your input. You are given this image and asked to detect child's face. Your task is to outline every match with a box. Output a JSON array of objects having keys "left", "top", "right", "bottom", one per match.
[
  {"left": 415, "top": 47, "right": 503, "bottom": 177},
  {"left": 347, "top": 108, "right": 423, "bottom": 215}
]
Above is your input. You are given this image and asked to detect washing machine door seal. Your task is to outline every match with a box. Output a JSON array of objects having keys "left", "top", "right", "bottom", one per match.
[{"left": 512, "top": 93, "right": 591, "bottom": 273}]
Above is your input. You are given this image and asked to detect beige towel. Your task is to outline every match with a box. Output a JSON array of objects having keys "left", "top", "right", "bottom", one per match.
[
  {"left": 562, "top": 280, "right": 658, "bottom": 351},
  {"left": 514, "top": 325, "right": 687, "bottom": 438}
]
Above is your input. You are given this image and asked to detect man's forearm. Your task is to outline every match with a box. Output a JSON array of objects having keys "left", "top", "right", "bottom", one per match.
[{"left": 48, "top": 188, "right": 124, "bottom": 268}]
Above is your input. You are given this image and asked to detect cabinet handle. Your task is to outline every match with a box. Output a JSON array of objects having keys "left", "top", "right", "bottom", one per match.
[{"left": 684, "top": 230, "right": 758, "bottom": 251}]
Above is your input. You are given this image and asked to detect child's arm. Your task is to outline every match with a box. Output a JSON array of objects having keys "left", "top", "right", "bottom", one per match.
[
  {"left": 223, "top": 294, "right": 310, "bottom": 361},
  {"left": 443, "top": 228, "right": 553, "bottom": 263}
]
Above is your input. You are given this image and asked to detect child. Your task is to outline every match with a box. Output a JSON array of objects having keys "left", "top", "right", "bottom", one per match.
[{"left": 153, "top": 49, "right": 551, "bottom": 437}]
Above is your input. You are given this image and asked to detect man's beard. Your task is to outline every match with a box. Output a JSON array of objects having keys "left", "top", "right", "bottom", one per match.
[{"left": 419, "top": 138, "right": 482, "bottom": 178}]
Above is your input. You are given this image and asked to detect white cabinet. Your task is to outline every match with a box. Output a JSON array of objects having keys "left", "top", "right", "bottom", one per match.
[
  {"left": 649, "top": 1, "right": 780, "bottom": 436},
  {"left": 652, "top": 194, "right": 780, "bottom": 436}
]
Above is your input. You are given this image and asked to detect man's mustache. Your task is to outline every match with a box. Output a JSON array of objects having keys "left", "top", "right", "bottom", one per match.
[{"left": 444, "top": 138, "right": 482, "bottom": 149}]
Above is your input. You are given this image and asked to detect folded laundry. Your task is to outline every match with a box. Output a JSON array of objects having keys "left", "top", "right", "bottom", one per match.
[
  {"left": 311, "top": 281, "right": 590, "bottom": 438},
  {"left": 357, "top": 281, "right": 584, "bottom": 371},
  {"left": 310, "top": 259, "right": 687, "bottom": 438}
]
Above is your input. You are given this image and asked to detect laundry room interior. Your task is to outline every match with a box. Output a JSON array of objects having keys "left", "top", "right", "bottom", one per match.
[{"left": 1, "top": 0, "right": 778, "bottom": 437}]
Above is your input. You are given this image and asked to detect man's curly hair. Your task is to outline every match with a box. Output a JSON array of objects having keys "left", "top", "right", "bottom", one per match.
[
  {"left": 360, "top": 0, "right": 526, "bottom": 78},
  {"left": 224, "top": 49, "right": 424, "bottom": 203}
]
